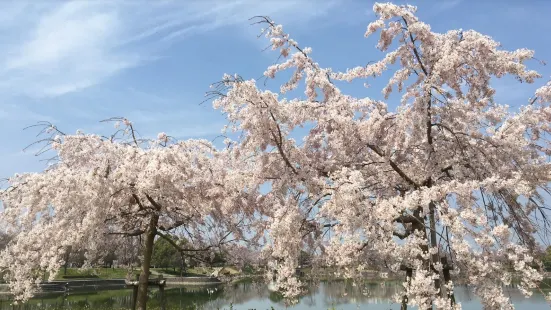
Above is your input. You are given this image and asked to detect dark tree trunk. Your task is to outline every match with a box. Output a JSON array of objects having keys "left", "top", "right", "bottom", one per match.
[
  {"left": 442, "top": 257, "right": 456, "bottom": 306},
  {"left": 401, "top": 268, "right": 413, "bottom": 310},
  {"left": 63, "top": 246, "right": 72, "bottom": 275},
  {"left": 429, "top": 202, "right": 441, "bottom": 295},
  {"left": 136, "top": 214, "right": 159, "bottom": 310}
]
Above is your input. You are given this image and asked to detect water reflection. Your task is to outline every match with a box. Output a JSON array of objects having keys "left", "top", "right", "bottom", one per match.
[{"left": 0, "top": 280, "right": 549, "bottom": 310}]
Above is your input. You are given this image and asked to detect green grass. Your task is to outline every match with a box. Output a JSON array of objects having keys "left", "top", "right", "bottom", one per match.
[
  {"left": 51, "top": 266, "right": 245, "bottom": 280},
  {"left": 188, "top": 267, "right": 214, "bottom": 275},
  {"left": 151, "top": 268, "right": 205, "bottom": 277},
  {"left": 53, "top": 268, "right": 140, "bottom": 280},
  {"left": 189, "top": 266, "right": 241, "bottom": 276},
  {"left": 162, "top": 266, "right": 235, "bottom": 276},
  {"left": 2, "top": 265, "right": 254, "bottom": 283}
]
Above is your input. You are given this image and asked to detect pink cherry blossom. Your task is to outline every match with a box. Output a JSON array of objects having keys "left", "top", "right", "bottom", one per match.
[
  {"left": 0, "top": 122, "right": 261, "bottom": 307},
  {"left": 212, "top": 3, "right": 551, "bottom": 309}
]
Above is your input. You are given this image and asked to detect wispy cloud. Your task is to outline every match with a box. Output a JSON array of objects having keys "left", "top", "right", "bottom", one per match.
[
  {"left": 0, "top": 104, "right": 57, "bottom": 123},
  {"left": 432, "top": 0, "right": 462, "bottom": 13},
  {"left": 0, "top": 2, "right": 139, "bottom": 97},
  {"left": 0, "top": 2, "right": 138, "bottom": 97},
  {"left": 0, "top": 0, "right": 338, "bottom": 99},
  {"left": 154, "top": 123, "right": 227, "bottom": 140},
  {"left": 124, "top": 107, "right": 210, "bottom": 125}
]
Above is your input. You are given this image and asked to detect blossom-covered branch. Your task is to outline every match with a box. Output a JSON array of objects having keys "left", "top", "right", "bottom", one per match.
[
  {"left": 212, "top": 3, "right": 551, "bottom": 309},
  {"left": 0, "top": 120, "right": 260, "bottom": 310}
]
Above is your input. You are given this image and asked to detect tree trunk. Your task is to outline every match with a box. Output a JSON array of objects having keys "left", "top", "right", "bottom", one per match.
[
  {"left": 63, "top": 246, "right": 72, "bottom": 275},
  {"left": 428, "top": 202, "right": 441, "bottom": 295},
  {"left": 136, "top": 214, "right": 159, "bottom": 310},
  {"left": 401, "top": 268, "right": 413, "bottom": 310},
  {"left": 179, "top": 253, "right": 185, "bottom": 277},
  {"left": 413, "top": 208, "right": 433, "bottom": 310},
  {"left": 441, "top": 257, "right": 456, "bottom": 306}
]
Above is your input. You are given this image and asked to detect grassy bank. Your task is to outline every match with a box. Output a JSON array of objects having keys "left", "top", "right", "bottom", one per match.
[
  {"left": 51, "top": 266, "right": 243, "bottom": 280},
  {"left": 53, "top": 268, "right": 140, "bottom": 280},
  {"left": 151, "top": 267, "right": 209, "bottom": 277}
]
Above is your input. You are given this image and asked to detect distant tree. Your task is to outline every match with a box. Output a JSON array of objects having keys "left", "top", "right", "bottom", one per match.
[
  {"left": 544, "top": 246, "right": 551, "bottom": 271},
  {"left": 68, "top": 250, "right": 86, "bottom": 268},
  {"left": 298, "top": 251, "right": 312, "bottom": 268},
  {"left": 112, "top": 236, "right": 141, "bottom": 268},
  {"left": 102, "top": 250, "right": 117, "bottom": 268},
  {"left": 0, "top": 232, "right": 12, "bottom": 251},
  {"left": 209, "top": 251, "right": 227, "bottom": 267},
  {"left": 226, "top": 245, "right": 264, "bottom": 271},
  {"left": 151, "top": 237, "right": 181, "bottom": 269}
]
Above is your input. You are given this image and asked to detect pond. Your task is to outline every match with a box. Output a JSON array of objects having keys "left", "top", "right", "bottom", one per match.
[{"left": 0, "top": 280, "right": 549, "bottom": 310}]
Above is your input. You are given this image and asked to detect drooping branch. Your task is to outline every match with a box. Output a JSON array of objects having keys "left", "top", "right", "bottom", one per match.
[
  {"left": 267, "top": 110, "right": 298, "bottom": 175},
  {"left": 155, "top": 231, "right": 214, "bottom": 264},
  {"left": 367, "top": 144, "right": 419, "bottom": 189},
  {"left": 107, "top": 230, "right": 145, "bottom": 237},
  {"left": 145, "top": 194, "right": 162, "bottom": 211}
]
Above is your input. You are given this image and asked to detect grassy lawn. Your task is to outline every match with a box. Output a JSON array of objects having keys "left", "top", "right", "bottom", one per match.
[
  {"left": 188, "top": 266, "right": 241, "bottom": 275},
  {"left": 151, "top": 268, "right": 205, "bottom": 277},
  {"left": 184, "top": 267, "right": 215, "bottom": 275},
  {"left": 53, "top": 268, "right": 140, "bottom": 280},
  {"left": 152, "top": 266, "right": 242, "bottom": 277},
  {"left": 24, "top": 266, "right": 247, "bottom": 281}
]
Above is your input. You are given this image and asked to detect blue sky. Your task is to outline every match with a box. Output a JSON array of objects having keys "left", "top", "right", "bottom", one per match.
[{"left": 1, "top": 0, "right": 551, "bottom": 178}]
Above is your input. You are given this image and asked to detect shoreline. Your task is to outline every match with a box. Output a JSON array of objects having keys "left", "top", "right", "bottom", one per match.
[{"left": 0, "top": 273, "right": 549, "bottom": 297}]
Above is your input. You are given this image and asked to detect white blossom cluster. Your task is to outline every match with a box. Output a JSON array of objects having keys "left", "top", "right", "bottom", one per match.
[
  {"left": 212, "top": 3, "right": 551, "bottom": 309},
  {"left": 0, "top": 124, "right": 261, "bottom": 302},
  {"left": 1, "top": 2, "right": 551, "bottom": 309}
]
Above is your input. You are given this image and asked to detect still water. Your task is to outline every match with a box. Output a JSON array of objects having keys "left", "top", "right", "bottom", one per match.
[{"left": 0, "top": 280, "right": 549, "bottom": 309}]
